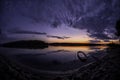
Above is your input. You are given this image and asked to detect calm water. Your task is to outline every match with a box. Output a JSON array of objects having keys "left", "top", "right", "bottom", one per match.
[{"left": 0, "top": 46, "right": 108, "bottom": 72}]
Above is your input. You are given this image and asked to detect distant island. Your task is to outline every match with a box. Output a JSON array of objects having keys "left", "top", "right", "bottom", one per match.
[
  {"left": 1, "top": 40, "right": 106, "bottom": 49},
  {"left": 50, "top": 43, "right": 104, "bottom": 46},
  {"left": 1, "top": 40, "right": 48, "bottom": 49}
]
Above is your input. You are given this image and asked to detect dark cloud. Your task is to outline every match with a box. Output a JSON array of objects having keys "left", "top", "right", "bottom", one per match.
[
  {"left": 63, "top": 36, "right": 71, "bottom": 39},
  {"left": 88, "top": 32, "right": 111, "bottom": 40},
  {"left": 67, "top": 0, "right": 120, "bottom": 40},
  {"left": 47, "top": 35, "right": 70, "bottom": 39},
  {"left": 9, "top": 29, "right": 70, "bottom": 40},
  {"left": 10, "top": 30, "right": 47, "bottom": 35},
  {"left": 89, "top": 40, "right": 101, "bottom": 43},
  {"left": 25, "top": 0, "right": 119, "bottom": 40},
  {"left": 1, "top": 0, "right": 120, "bottom": 40},
  {"left": 103, "top": 39, "right": 110, "bottom": 42}
]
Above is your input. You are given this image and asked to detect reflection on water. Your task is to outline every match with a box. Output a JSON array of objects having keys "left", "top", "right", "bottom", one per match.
[
  {"left": 0, "top": 46, "right": 108, "bottom": 72},
  {"left": 48, "top": 46, "right": 107, "bottom": 53}
]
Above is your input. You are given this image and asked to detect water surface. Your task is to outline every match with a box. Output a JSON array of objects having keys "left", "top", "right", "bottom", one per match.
[{"left": 0, "top": 46, "right": 108, "bottom": 72}]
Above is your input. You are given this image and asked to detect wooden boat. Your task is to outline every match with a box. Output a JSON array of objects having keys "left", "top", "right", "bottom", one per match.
[{"left": 77, "top": 51, "right": 88, "bottom": 62}]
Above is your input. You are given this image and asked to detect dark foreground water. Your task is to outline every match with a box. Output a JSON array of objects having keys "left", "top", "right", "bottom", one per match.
[{"left": 0, "top": 46, "right": 108, "bottom": 73}]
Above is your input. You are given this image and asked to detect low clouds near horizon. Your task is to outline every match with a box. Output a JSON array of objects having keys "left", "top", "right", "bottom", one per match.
[
  {"left": 10, "top": 30, "right": 47, "bottom": 35},
  {"left": 47, "top": 35, "right": 70, "bottom": 39},
  {"left": 9, "top": 29, "right": 71, "bottom": 40}
]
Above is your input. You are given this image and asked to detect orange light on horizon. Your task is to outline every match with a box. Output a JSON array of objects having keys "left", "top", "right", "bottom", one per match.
[{"left": 47, "top": 36, "right": 92, "bottom": 43}]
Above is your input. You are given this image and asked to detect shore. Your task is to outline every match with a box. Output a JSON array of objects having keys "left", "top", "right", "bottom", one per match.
[
  {"left": 0, "top": 46, "right": 120, "bottom": 80},
  {"left": 67, "top": 46, "right": 120, "bottom": 80}
]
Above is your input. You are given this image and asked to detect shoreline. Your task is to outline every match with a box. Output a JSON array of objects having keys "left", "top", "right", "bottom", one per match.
[{"left": 70, "top": 46, "right": 120, "bottom": 80}]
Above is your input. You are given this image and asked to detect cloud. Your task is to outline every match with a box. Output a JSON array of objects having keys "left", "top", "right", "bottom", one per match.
[
  {"left": 89, "top": 40, "right": 101, "bottom": 43},
  {"left": 47, "top": 35, "right": 70, "bottom": 39},
  {"left": 103, "top": 39, "right": 110, "bottom": 42},
  {"left": 9, "top": 29, "right": 71, "bottom": 40},
  {"left": 48, "top": 0, "right": 120, "bottom": 40},
  {"left": 1, "top": 0, "right": 120, "bottom": 40},
  {"left": 10, "top": 30, "right": 47, "bottom": 35},
  {"left": 88, "top": 32, "right": 111, "bottom": 40},
  {"left": 65, "top": 0, "right": 120, "bottom": 40}
]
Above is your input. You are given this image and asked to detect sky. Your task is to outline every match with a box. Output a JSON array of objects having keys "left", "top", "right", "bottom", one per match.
[{"left": 0, "top": 0, "right": 120, "bottom": 43}]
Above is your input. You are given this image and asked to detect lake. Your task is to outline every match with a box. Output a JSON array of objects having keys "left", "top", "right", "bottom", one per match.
[{"left": 0, "top": 46, "right": 108, "bottom": 73}]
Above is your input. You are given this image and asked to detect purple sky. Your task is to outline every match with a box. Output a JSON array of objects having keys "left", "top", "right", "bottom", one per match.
[{"left": 0, "top": 0, "right": 120, "bottom": 43}]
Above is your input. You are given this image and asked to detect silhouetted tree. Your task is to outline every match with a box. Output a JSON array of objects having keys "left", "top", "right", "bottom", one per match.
[{"left": 115, "top": 19, "right": 120, "bottom": 43}]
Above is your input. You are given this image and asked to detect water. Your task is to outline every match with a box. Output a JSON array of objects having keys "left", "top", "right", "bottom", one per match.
[{"left": 0, "top": 46, "right": 108, "bottom": 72}]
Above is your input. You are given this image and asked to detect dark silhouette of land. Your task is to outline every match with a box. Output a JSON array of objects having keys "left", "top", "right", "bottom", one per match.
[
  {"left": 1, "top": 40, "right": 48, "bottom": 49},
  {"left": 50, "top": 43, "right": 104, "bottom": 46},
  {"left": 1, "top": 40, "right": 106, "bottom": 49}
]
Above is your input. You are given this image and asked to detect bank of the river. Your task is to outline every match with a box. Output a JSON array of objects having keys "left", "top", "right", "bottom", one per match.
[
  {"left": 0, "top": 46, "right": 120, "bottom": 80},
  {"left": 0, "top": 53, "right": 54, "bottom": 80},
  {"left": 67, "top": 46, "right": 120, "bottom": 80}
]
